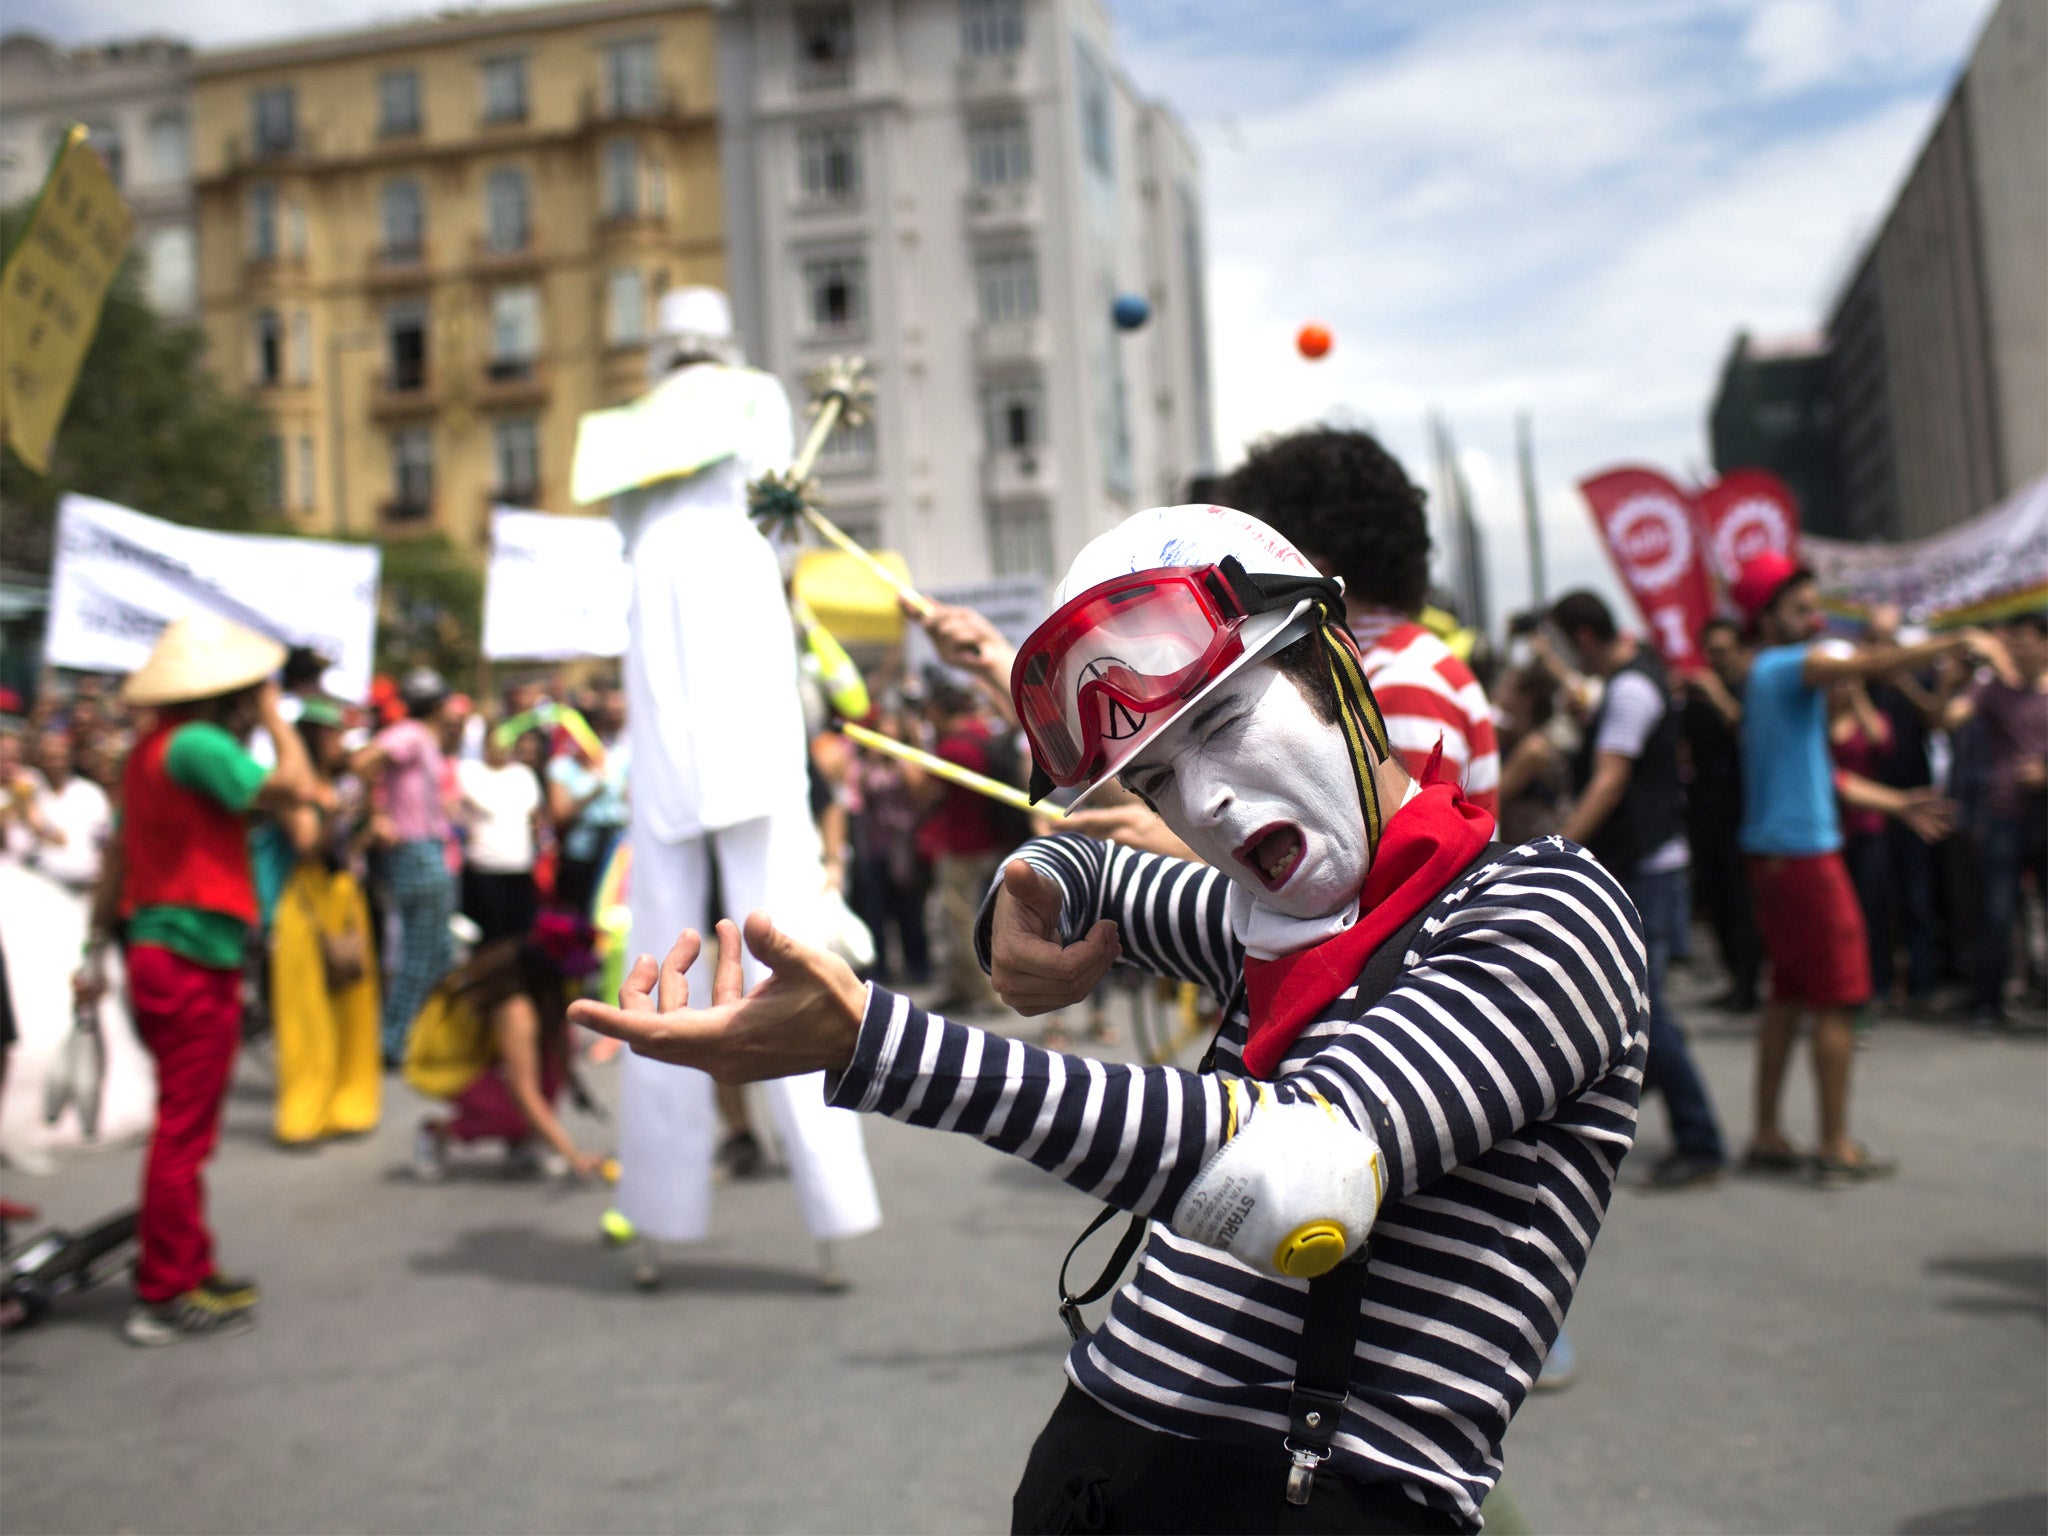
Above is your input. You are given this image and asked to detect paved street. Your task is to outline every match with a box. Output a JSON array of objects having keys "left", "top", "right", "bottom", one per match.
[{"left": 4, "top": 966, "right": 2044, "bottom": 1535}]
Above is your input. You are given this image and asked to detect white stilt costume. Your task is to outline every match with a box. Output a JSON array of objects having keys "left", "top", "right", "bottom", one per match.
[{"left": 594, "top": 288, "right": 880, "bottom": 1246}]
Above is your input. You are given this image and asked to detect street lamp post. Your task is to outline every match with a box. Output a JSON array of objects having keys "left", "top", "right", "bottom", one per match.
[{"left": 327, "top": 329, "right": 375, "bottom": 536}]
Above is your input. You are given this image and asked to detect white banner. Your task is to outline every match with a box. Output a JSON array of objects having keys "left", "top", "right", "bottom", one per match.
[
  {"left": 482, "top": 508, "right": 630, "bottom": 660},
  {"left": 46, "top": 495, "right": 381, "bottom": 701},
  {"left": 1805, "top": 474, "right": 2048, "bottom": 625}
]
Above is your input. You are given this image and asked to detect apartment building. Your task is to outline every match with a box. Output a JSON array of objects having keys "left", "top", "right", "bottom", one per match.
[
  {"left": 0, "top": 34, "right": 196, "bottom": 316},
  {"left": 190, "top": 0, "right": 725, "bottom": 545},
  {"left": 718, "top": 0, "right": 1213, "bottom": 591}
]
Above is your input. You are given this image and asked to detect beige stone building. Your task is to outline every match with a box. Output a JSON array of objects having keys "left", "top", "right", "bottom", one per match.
[{"left": 190, "top": 0, "right": 725, "bottom": 545}]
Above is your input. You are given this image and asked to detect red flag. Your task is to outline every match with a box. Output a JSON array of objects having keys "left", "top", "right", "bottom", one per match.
[
  {"left": 1579, "top": 466, "right": 1716, "bottom": 667},
  {"left": 1695, "top": 468, "right": 1801, "bottom": 587}
]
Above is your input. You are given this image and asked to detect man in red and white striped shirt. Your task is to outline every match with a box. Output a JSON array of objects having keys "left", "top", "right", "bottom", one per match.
[{"left": 1223, "top": 429, "right": 1500, "bottom": 818}]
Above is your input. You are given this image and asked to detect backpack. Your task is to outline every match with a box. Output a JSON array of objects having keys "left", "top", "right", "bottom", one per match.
[{"left": 402, "top": 985, "right": 494, "bottom": 1100}]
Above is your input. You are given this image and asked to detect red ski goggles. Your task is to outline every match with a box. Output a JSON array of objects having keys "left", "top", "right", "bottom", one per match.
[{"left": 1012, "top": 559, "right": 1341, "bottom": 796}]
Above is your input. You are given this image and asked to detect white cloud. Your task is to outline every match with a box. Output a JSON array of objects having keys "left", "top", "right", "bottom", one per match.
[{"left": 1125, "top": 0, "right": 1994, "bottom": 631}]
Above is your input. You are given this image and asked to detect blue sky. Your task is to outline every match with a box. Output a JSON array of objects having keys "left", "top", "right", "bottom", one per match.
[{"left": 17, "top": 0, "right": 1998, "bottom": 621}]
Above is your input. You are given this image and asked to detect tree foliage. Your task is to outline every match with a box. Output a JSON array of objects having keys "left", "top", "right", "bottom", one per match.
[
  {"left": 376, "top": 532, "right": 483, "bottom": 685},
  {"left": 1, "top": 201, "right": 285, "bottom": 573}
]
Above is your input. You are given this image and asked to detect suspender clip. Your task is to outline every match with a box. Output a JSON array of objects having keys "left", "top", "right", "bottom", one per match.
[{"left": 1284, "top": 1444, "right": 1328, "bottom": 1506}]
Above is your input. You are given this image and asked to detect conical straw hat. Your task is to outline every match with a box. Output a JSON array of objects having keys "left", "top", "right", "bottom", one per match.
[{"left": 122, "top": 612, "right": 285, "bottom": 706}]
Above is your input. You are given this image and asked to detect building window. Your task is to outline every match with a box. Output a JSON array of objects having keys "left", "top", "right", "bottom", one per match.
[
  {"left": 818, "top": 415, "right": 875, "bottom": 469},
  {"left": 144, "top": 225, "right": 195, "bottom": 314},
  {"left": 794, "top": 4, "right": 854, "bottom": 91},
  {"left": 148, "top": 113, "right": 187, "bottom": 184},
  {"left": 489, "top": 284, "right": 542, "bottom": 376},
  {"left": 983, "top": 381, "right": 1043, "bottom": 450},
  {"left": 493, "top": 416, "right": 541, "bottom": 502},
  {"left": 385, "top": 300, "right": 429, "bottom": 391},
  {"left": 248, "top": 182, "right": 278, "bottom": 260},
  {"left": 251, "top": 86, "right": 297, "bottom": 157},
  {"left": 264, "top": 435, "right": 287, "bottom": 510},
  {"left": 603, "top": 38, "right": 660, "bottom": 116},
  {"left": 484, "top": 167, "right": 531, "bottom": 252},
  {"left": 379, "top": 71, "right": 422, "bottom": 136},
  {"left": 389, "top": 427, "right": 434, "bottom": 519},
  {"left": 607, "top": 269, "right": 647, "bottom": 345},
  {"left": 290, "top": 310, "right": 313, "bottom": 384},
  {"left": 975, "top": 251, "right": 1038, "bottom": 323},
  {"left": 297, "top": 434, "right": 316, "bottom": 512},
  {"left": 1074, "top": 40, "right": 1112, "bottom": 177},
  {"left": 82, "top": 121, "right": 125, "bottom": 189},
  {"left": 804, "top": 256, "right": 866, "bottom": 335},
  {"left": 990, "top": 505, "right": 1052, "bottom": 577},
  {"left": 253, "top": 309, "right": 283, "bottom": 386},
  {"left": 968, "top": 117, "right": 1030, "bottom": 188},
  {"left": 381, "top": 178, "right": 425, "bottom": 261},
  {"left": 601, "top": 138, "right": 640, "bottom": 219},
  {"left": 797, "top": 126, "right": 860, "bottom": 203},
  {"left": 481, "top": 56, "right": 529, "bottom": 125},
  {"left": 962, "top": 0, "right": 1025, "bottom": 57}
]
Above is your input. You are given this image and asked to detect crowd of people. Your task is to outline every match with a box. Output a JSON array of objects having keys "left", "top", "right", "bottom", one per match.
[{"left": 0, "top": 426, "right": 2043, "bottom": 1361}]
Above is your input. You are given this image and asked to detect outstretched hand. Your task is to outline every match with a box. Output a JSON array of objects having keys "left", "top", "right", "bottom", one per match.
[
  {"left": 988, "top": 860, "right": 1121, "bottom": 1016},
  {"left": 567, "top": 914, "right": 869, "bottom": 1085}
]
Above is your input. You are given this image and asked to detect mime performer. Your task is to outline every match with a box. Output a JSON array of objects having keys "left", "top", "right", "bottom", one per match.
[{"left": 582, "top": 286, "right": 880, "bottom": 1288}]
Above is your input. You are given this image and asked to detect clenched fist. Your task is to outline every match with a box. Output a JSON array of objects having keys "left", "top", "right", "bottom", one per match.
[{"left": 988, "top": 860, "right": 1121, "bottom": 1016}]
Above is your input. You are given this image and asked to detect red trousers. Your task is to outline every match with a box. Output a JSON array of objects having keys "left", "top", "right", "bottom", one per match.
[{"left": 127, "top": 944, "right": 243, "bottom": 1302}]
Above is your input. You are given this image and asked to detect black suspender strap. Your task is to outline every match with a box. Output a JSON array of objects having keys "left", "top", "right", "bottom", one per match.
[
  {"left": 1285, "top": 1247, "right": 1371, "bottom": 1502},
  {"left": 1055, "top": 1206, "right": 1150, "bottom": 1342}
]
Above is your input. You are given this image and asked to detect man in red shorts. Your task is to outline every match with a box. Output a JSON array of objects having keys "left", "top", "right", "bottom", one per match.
[
  {"left": 80, "top": 614, "right": 318, "bottom": 1344},
  {"left": 1733, "top": 555, "right": 1997, "bottom": 1183}
]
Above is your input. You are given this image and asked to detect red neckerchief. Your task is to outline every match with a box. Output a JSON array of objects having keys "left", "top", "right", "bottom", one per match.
[{"left": 1240, "top": 778, "right": 1495, "bottom": 1079}]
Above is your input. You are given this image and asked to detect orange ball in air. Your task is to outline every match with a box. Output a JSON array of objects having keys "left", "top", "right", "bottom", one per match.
[{"left": 1296, "top": 323, "right": 1333, "bottom": 360}]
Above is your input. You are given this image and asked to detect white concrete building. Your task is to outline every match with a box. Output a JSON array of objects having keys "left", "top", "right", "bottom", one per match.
[
  {"left": 718, "top": 0, "right": 1214, "bottom": 594},
  {"left": 0, "top": 34, "right": 197, "bottom": 318}
]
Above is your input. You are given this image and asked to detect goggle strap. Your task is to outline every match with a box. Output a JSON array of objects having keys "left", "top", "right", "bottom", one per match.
[
  {"left": 1314, "top": 611, "right": 1391, "bottom": 859},
  {"left": 1216, "top": 556, "right": 1344, "bottom": 619}
]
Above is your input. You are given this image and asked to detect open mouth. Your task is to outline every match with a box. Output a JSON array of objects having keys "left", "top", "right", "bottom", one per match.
[{"left": 1236, "top": 822, "right": 1305, "bottom": 893}]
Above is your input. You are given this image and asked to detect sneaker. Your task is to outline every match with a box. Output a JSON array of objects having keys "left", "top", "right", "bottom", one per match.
[
  {"left": 123, "top": 1289, "right": 257, "bottom": 1347},
  {"left": 1645, "top": 1152, "right": 1724, "bottom": 1192},
  {"left": 199, "top": 1272, "right": 261, "bottom": 1307},
  {"left": 410, "top": 1121, "right": 448, "bottom": 1183}
]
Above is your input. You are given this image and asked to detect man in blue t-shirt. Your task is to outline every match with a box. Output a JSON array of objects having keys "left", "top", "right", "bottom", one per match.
[{"left": 1732, "top": 553, "right": 1997, "bottom": 1185}]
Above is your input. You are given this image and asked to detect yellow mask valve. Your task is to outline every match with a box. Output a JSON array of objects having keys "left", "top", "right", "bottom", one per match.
[{"left": 1273, "top": 1220, "right": 1350, "bottom": 1279}]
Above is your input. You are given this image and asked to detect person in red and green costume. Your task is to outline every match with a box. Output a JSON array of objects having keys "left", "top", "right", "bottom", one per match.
[{"left": 78, "top": 613, "right": 321, "bottom": 1347}]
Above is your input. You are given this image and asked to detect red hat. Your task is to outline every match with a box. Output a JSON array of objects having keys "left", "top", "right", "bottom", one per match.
[{"left": 1730, "top": 551, "right": 1810, "bottom": 622}]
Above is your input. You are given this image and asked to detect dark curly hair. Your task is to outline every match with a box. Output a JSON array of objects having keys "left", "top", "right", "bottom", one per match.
[{"left": 1219, "top": 428, "right": 1431, "bottom": 615}]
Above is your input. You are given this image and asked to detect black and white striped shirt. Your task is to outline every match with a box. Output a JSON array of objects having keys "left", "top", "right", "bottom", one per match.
[{"left": 828, "top": 833, "right": 1645, "bottom": 1531}]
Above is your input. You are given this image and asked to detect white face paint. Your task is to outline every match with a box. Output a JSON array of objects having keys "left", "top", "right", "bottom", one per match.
[{"left": 1119, "top": 660, "right": 1369, "bottom": 920}]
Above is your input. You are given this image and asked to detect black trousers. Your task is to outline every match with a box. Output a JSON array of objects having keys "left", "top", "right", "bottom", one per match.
[{"left": 1012, "top": 1387, "right": 1460, "bottom": 1535}]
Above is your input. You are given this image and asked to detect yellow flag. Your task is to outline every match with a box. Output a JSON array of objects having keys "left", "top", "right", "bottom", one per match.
[{"left": 0, "top": 124, "right": 135, "bottom": 474}]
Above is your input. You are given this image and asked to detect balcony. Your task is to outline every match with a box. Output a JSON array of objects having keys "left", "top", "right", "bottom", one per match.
[
  {"left": 470, "top": 235, "right": 542, "bottom": 275},
  {"left": 477, "top": 358, "right": 549, "bottom": 409},
  {"left": 984, "top": 445, "right": 1054, "bottom": 503},
  {"left": 367, "top": 244, "right": 430, "bottom": 289},
  {"left": 371, "top": 373, "right": 439, "bottom": 420},
  {"left": 957, "top": 51, "right": 1031, "bottom": 102},
  {"left": 380, "top": 497, "right": 434, "bottom": 526},
  {"left": 963, "top": 181, "right": 1038, "bottom": 234},
  {"left": 580, "top": 87, "right": 690, "bottom": 127},
  {"left": 973, "top": 317, "right": 1046, "bottom": 367}
]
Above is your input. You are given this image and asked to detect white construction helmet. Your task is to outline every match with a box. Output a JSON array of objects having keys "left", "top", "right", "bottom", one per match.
[
  {"left": 648, "top": 285, "right": 741, "bottom": 376},
  {"left": 1013, "top": 504, "right": 1349, "bottom": 805}
]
